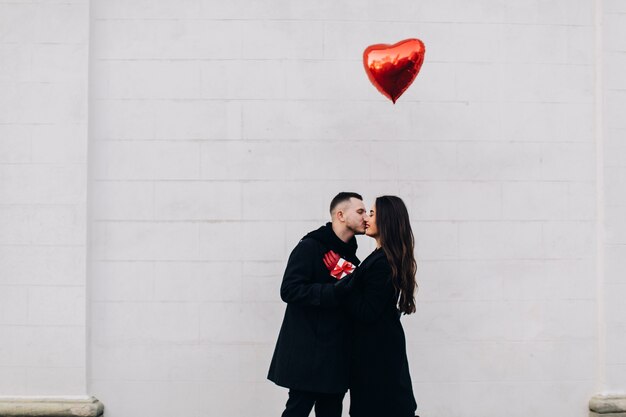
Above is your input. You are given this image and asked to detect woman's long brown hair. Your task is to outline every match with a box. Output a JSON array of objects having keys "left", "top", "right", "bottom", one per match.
[{"left": 375, "top": 195, "right": 417, "bottom": 314}]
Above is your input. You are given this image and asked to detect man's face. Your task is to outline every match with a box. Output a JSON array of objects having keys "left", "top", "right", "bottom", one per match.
[{"left": 340, "top": 198, "right": 368, "bottom": 235}]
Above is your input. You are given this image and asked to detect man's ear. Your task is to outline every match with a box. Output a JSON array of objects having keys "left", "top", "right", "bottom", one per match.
[{"left": 336, "top": 210, "right": 345, "bottom": 222}]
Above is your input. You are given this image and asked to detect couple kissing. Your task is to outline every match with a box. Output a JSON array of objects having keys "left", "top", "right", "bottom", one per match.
[{"left": 268, "top": 192, "right": 419, "bottom": 417}]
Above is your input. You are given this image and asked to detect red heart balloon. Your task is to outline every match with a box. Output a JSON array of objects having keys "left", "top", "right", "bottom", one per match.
[{"left": 363, "top": 38, "right": 426, "bottom": 103}]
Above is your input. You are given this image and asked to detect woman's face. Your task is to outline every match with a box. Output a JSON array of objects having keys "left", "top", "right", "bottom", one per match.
[{"left": 365, "top": 203, "right": 378, "bottom": 238}]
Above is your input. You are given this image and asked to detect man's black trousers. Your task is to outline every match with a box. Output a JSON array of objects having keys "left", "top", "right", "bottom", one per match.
[{"left": 281, "top": 389, "right": 345, "bottom": 417}]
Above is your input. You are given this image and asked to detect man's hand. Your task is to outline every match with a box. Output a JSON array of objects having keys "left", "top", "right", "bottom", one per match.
[
  {"left": 323, "top": 250, "right": 355, "bottom": 280},
  {"left": 323, "top": 250, "right": 340, "bottom": 271}
]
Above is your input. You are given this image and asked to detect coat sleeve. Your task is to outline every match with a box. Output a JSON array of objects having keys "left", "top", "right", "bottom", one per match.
[
  {"left": 342, "top": 259, "right": 394, "bottom": 323},
  {"left": 279, "top": 239, "right": 338, "bottom": 307}
]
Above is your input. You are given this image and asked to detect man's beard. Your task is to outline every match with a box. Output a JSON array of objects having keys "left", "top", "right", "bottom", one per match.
[{"left": 347, "top": 223, "right": 366, "bottom": 235}]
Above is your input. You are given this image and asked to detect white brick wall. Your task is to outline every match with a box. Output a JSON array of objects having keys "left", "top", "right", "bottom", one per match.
[
  {"left": 88, "top": 1, "right": 600, "bottom": 416},
  {"left": 602, "top": 2, "right": 626, "bottom": 392},
  {"left": 0, "top": 0, "right": 89, "bottom": 395},
  {"left": 4, "top": 0, "right": 625, "bottom": 416}
]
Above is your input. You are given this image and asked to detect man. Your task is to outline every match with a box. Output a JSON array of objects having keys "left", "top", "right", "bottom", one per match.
[{"left": 268, "top": 192, "right": 368, "bottom": 417}]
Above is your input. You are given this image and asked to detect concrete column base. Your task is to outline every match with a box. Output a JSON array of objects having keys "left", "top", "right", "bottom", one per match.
[
  {"left": 0, "top": 397, "right": 104, "bottom": 417},
  {"left": 590, "top": 395, "right": 626, "bottom": 417}
]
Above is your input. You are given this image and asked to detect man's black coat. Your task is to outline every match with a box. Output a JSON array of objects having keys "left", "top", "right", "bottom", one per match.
[{"left": 267, "top": 223, "right": 360, "bottom": 394}]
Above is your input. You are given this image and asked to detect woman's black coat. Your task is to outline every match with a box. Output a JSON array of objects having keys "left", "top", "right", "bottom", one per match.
[
  {"left": 267, "top": 223, "right": 360, "bottom": 394},
  {"left": 340, "top": 248, "right": 417, "bottom": 417}
]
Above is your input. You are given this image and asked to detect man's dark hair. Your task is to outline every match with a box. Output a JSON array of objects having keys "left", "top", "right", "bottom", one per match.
[{"left": 329, "top": 192, "right": 363, "bottom": 214}]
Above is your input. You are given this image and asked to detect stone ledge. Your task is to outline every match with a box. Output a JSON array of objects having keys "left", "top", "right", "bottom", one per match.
[
  {"left": 590, "top": 395, "right": 626, "bottom": 417},
  {"left": 0, "top": 397, "right": 103, "bottom": 417}
]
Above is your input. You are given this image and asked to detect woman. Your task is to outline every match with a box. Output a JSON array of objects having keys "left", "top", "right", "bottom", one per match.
[{"left": 324, "top": 195, "right": 418, "bottom": 417}]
